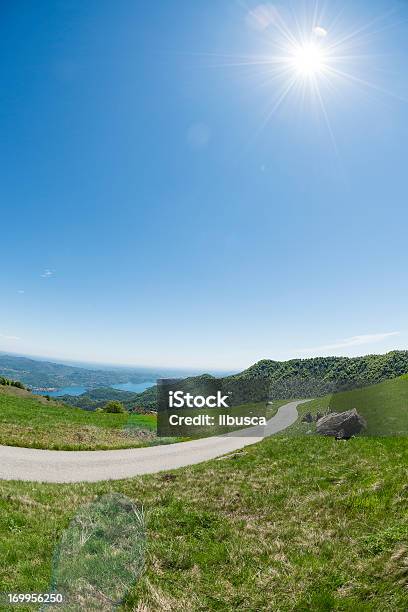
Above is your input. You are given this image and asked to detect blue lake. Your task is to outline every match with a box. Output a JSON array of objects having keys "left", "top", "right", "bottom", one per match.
[
  {"left": 33, "top": 380, "right": 156, "bottom": 397},
  {"left": 111, "top": 381, "right": 156, "bottom": 393}
]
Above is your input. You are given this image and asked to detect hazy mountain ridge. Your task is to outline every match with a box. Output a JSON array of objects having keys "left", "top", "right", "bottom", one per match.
[
  {"left": 0, "top": 354, "right": 165, "bottom": 389},
  {"left": 3, "top": 351, "right": 408, "bottom": 411}
]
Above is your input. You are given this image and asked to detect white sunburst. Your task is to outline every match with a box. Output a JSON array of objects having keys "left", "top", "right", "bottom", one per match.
[
  {"left": 204, "top": 3, "right": 404, "bottom": 144},
  {"left": 290, "top": 40, "right": 328, "bottom": 77}
]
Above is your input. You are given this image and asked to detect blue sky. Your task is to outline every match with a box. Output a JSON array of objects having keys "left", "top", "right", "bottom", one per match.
[{"left": 1, "top": 0, "right": 408, "bottom": 370}]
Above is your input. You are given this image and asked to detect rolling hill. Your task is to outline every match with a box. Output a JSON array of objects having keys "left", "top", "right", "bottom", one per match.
[
  {"left": 140, "top": 350, "right": 408, "bottom": 408},
  {"left": 0, "top": 383, "right": 156, "bottom": 450},
  {"left": 225, "top": 350, "right": 408, "bottom": 401}
]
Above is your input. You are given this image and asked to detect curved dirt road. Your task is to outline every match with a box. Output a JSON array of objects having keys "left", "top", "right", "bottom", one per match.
[{"left": 0, "top": 400, "right": 306, "bottom": 483}]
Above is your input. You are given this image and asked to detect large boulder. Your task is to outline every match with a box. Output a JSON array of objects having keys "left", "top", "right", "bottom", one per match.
[{"left": 316, "top": 409, "right": 366, "bottom": 439}]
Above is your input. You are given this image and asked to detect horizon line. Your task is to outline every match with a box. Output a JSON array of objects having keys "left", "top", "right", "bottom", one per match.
[{"left": 1, "top": 347, "right": 407, "bottom": 375}]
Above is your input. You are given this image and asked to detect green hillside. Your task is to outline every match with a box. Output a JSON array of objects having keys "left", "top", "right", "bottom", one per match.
[
  {"left": 119, "top": 351, "right": 408, "bottom": 412},
  {"left": 1, "top": 370, "right": 407, "bottom": 451},
  {"left": 0, "top": 385, "right": 156, "bottom": 450},
  {"left": 125, "top": 351, "right": 408, "bottom": 410},
  {"left": 121, "top": 351, "right": 408, "bottom": 410},
  {"left": 292, "top": 374, "right": 408, "bottom": 436},
  {"left": 225, "top": 350, "right": 408, "bottom": 401}
]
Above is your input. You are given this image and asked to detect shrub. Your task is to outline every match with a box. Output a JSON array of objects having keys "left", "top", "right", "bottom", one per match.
[
  {"left": 103, "top": 400, "right": 126, "bottom": 414},
  {"left": 0, "top": 377, "right": 25, "bottom": 390},
  {"left": 12, "top": 380, "right": 26, "bottom": 390}
]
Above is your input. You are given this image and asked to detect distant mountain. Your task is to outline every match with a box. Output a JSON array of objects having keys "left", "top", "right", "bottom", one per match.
[
  {"left": 62, "top": 351, "right": 408, "bottom": 413},
  {"left": 142, "top": 350, "right": 408, "bottom": 408},
  {"left": 0, "top": 354, "right": 164, "bottom": 390}
]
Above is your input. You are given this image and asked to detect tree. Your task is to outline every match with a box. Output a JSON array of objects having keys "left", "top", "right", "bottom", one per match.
[
  {"left": 103, "top": 400, "right": 126, "bottom": 414},
  {"left": 0, "top": 377, "right": 25, "bottom": 389}
]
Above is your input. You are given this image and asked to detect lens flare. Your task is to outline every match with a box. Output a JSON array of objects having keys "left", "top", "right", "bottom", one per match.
[{"left": 198, "top": 3, "right": 401, "bottom": 146}]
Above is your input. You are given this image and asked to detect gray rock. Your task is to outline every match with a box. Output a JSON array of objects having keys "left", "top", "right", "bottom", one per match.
[{"left": 316, "top": 409, "right": 366, "bottom": 439}]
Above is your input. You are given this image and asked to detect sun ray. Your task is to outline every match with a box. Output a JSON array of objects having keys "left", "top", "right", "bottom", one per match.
[
  {"left": 323, "top": 7, "right": 399, "bottom": 53},
  {"left": 190, "top": 2, "right": 404, "bottom": 146},
  {"left": 242, "top": 75, "right": 300, "bottom": 154},
  {"left": 312, "top": 76, "right": 339, "bottom": 156},
  {"left": 233, "top": 2, "right": 405, "bottom": 143},
  {"left": 324, "top": 65, "right": 408, "bottom": 103}
]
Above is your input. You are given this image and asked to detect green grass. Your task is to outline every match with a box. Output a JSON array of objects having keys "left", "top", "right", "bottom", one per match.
[
  {"left": 293, "top": 375, "right": 408, "bottom": 437},
  {"left": 0, "top": 387, "right": 156, "bottom": 450},
  {"left": 0, "top": 385, "right": 407, "bottom": 609},
  {"left": 0, "top": 436, "right": 407, "bottom": 610},
  {"left": 0, "top": 385, "right": 285, "bottom": 450}
]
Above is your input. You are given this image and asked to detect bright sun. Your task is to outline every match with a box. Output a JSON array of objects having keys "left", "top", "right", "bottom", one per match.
[
  {"left": 291, "top": 42, "right": 327, "bottom": 77},
  {"left": 215, "top": 6, "right": 389, "bottom": 131}
]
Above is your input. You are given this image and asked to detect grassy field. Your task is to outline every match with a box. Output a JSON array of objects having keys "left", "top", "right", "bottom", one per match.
[
  {"left": 293, "top": 375, "right": 408, "bottom": 437},
  {"left": 0, "top": 382, "right": 408, "bottom": 609},
  {"left": 0, "top": 386, "right": 156, "bottom": 450},
  {"left": 0, "top": 435, "right": 407, "bottom": 610},
  {"left": 0, "top": 385, "right": 284, "bottom": 450}
]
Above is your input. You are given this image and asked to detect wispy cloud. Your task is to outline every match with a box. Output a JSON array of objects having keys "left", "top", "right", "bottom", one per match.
[
  {"left": 296, "top": 332, "right": 400, "bottom": 355},
  {"left": 0, "top": 333, "right": 21, "bottom": 341},
  {"left": 17, "top": 290, "right": 25, "bottom": 294},
  {"left": 41, "top": 269, "right": 55, "bottom": 278}
]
